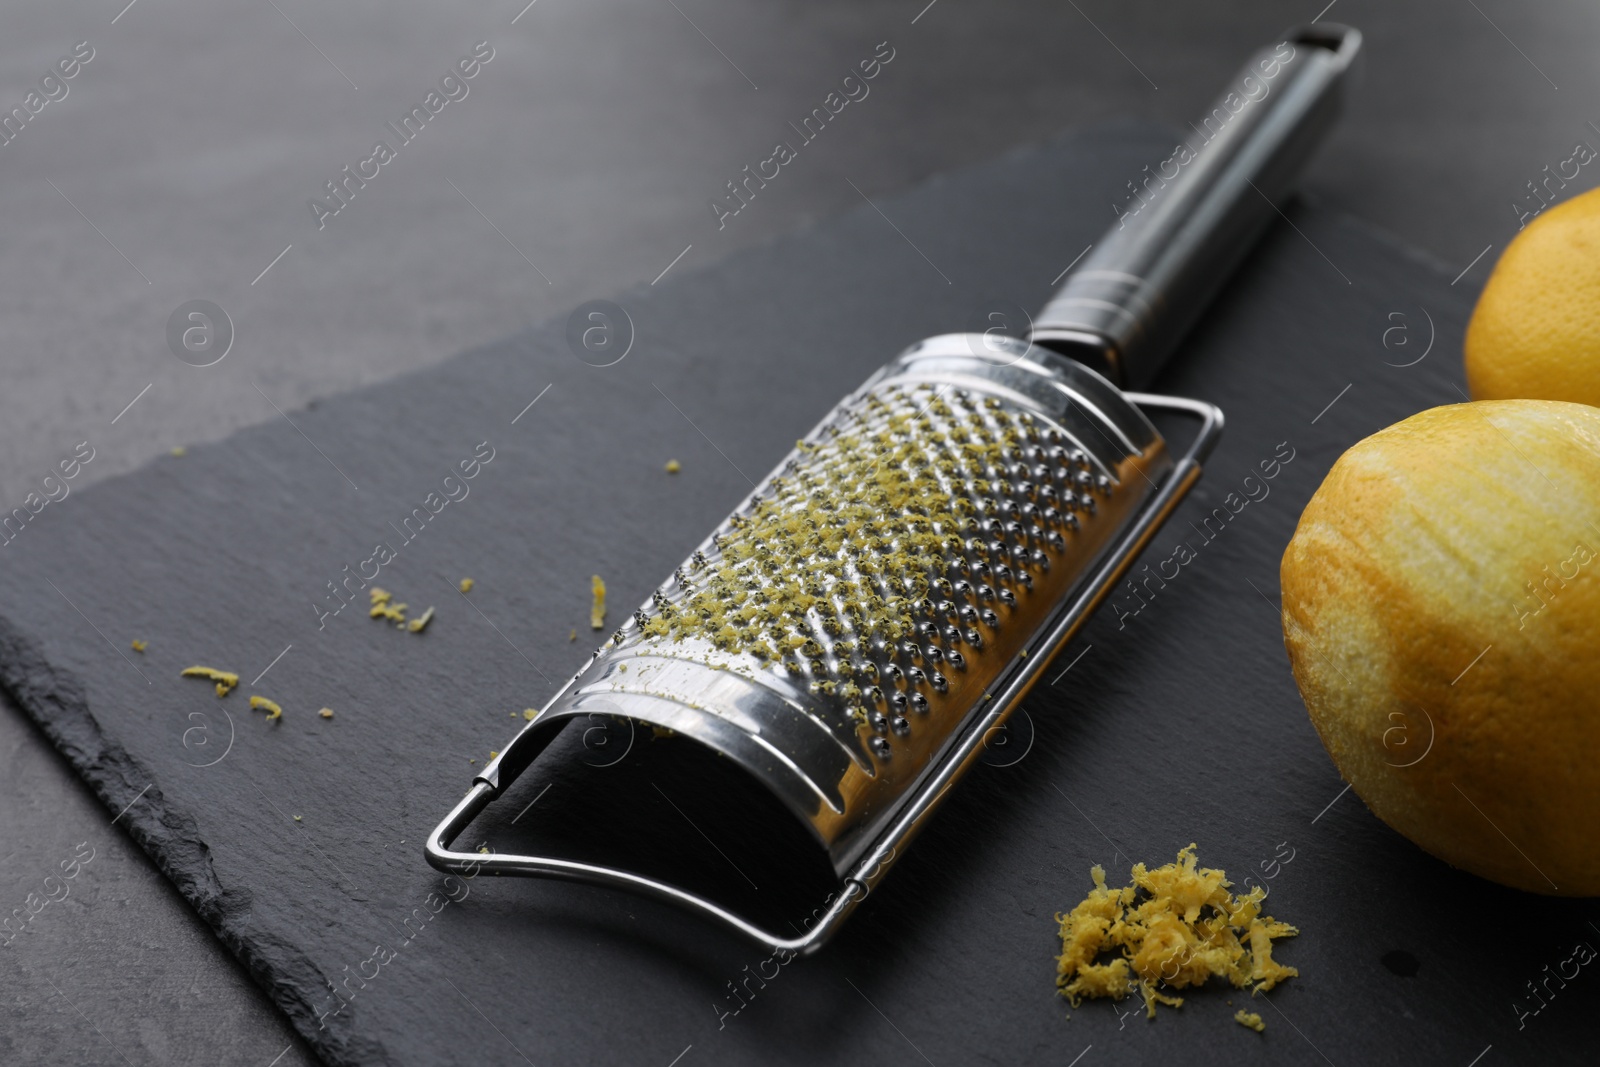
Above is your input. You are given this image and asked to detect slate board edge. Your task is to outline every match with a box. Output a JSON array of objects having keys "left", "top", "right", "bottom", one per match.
[
  {"left": 0, "top": 620, "right": 387, "bottom": 1065},
  {"left": 0, "top": 124, "right": 1467, "bottom": 1067}
]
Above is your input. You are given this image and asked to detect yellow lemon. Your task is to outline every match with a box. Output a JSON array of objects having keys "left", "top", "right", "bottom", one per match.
[
  {"left": 1466, "top": 186, "right": 1600, "bottom": 406},
  {"left": 1280, "top": 400, "right": 1600, "bottom": 895}
]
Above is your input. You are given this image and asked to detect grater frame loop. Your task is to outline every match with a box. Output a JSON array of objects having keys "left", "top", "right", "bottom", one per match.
[{"left": 426, "top": 392, "right": 1222, "bottom": 956}]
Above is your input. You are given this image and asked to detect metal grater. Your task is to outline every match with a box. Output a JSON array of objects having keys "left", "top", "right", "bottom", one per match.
[{"left": 429, "top": 23, "right": 1361, "bottom": 954}]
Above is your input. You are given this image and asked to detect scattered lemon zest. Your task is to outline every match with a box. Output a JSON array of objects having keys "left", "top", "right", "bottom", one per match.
[
  {"left": 368, "top": 587, "right": 411, "bottom": 623},
  {"left": 590, "top": 575, "right": 606, "bottom": 630},
  {"left": 319, "top": 708, "right": 334, "bottom": 719},
  {"left": 665, "top": 459, "right": 681, "bottom": 474},
  {"left": 523, "top": 708, "right": 537, "bottom": 721},
  {"left": 249, "top": 695, "right": 283, "bottom": 722},
  {"left": 568, "top": 628, "right": 576, "bottom": 642},
  {"left": 459, "top": 578, "right": 474, "bottom": 593},
  {"left": 181, "top": 666, "right": 239, "bottom": 697},
  {"left": 170, "top": 446, "right": 186, "bottom": 457},
  {"left": 489, "top": 750, "right": 498, "bottom": 759},
  {"left": 1055, "top": 845, "right": 1299, "bottom": 1020},
  {"left": 130, "top": 639, "right": 147, "bottom": 653},
  {"left": 293, "top": 815, "right": 303, "bottom": 822},
  {"left": 1234, "top": 1009, "right": 1266, "bottom": 1033},
  {"left": 408, "top": 606, "right": 435, "bottom": 633}
]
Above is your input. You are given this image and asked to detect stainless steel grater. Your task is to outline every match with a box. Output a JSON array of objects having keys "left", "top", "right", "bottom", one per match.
[{"left": 428, "top": 23, "right": 1361, "bottom": 954}]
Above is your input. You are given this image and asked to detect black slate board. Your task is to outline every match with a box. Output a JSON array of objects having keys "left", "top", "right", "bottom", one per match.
[{"left": 1, "top": 124, "right": 1589, "bottom": 1066}]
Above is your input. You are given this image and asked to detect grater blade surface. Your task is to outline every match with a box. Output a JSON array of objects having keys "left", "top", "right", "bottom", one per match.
[{"left": 508, "top": 334, "right": 1174, "bottom": 875}]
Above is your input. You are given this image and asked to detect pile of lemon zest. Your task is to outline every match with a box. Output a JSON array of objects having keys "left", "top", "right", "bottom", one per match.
[
  {"left": 407, "top": 606, "right": 435, "bottom": 633},
  {"left": 590, "top": 575, "right": 607, "bottom": 630},
  {"left": 182, "top": 666, "right": 239, "bottom": 697},
  {"left": 1234, "top": 1009, "right": 1266, "bottom": 1033},
  {"left": 369, "top": 587, "right": 392, "bottom": 606},
  {"left": 249, "top": 695, "right": 283, "bottom": 722},
  {"left": 665, "top": 459, "right": 682, "bottom": 473},
  {"left": 130, "top": 639, "right": 147, "bottom": 653},
  {"left": 1054, "top": 845, "right": 1300, "bottom": 1020},
  {"left": 1139, "top": 980, "right": 1185, "bottom": 1018},
  {"left": 319, "top": 708, "right": 334, "bottom": 719},
  {"left": 1245, "top": 920, "right": 1300, "bottom": 994},
  {"left": 459, "top": 578, "right": 475, "bottom": 593}
]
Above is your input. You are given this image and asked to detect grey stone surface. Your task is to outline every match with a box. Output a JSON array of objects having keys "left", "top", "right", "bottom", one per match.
[
  {"left": 3, "top": 118, "right": 1590, "bottom": 1066},
  {"left": 2, "top": 1, "right": 1598, "bottom": 1064}
]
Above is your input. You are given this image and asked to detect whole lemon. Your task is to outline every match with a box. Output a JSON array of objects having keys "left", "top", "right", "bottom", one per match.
[
  {"left": 1280, "top": 400, "right": 1600, "bottom": 895},
  {"left": 1466, "top": 186, "right": 1600, "bottom": 406}
]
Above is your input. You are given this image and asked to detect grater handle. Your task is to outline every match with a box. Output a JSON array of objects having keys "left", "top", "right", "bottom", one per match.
[{"left": 1028, "top": 23, "right": 1362, "bottom": 389}]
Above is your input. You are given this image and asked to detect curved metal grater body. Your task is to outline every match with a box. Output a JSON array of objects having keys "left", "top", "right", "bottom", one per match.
[
  {"left": 432, "top": 22, "right": 1342, "bottom": 951},
  {"left": 505, "top": 334, "right": 1173, "bottom": 874}
]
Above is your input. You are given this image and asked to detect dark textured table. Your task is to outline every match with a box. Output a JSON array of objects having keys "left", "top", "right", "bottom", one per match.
[
  {"left": 2, "top": 117, "right": 1591, "bottom": 1067},
  {"left": 4, "top": 2, "right": 1600, "bottom": 1065}
]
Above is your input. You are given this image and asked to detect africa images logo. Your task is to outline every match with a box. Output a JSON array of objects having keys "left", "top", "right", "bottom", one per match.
[{"left": 708, "top": 40, "right": 896, "bottom": 230}]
